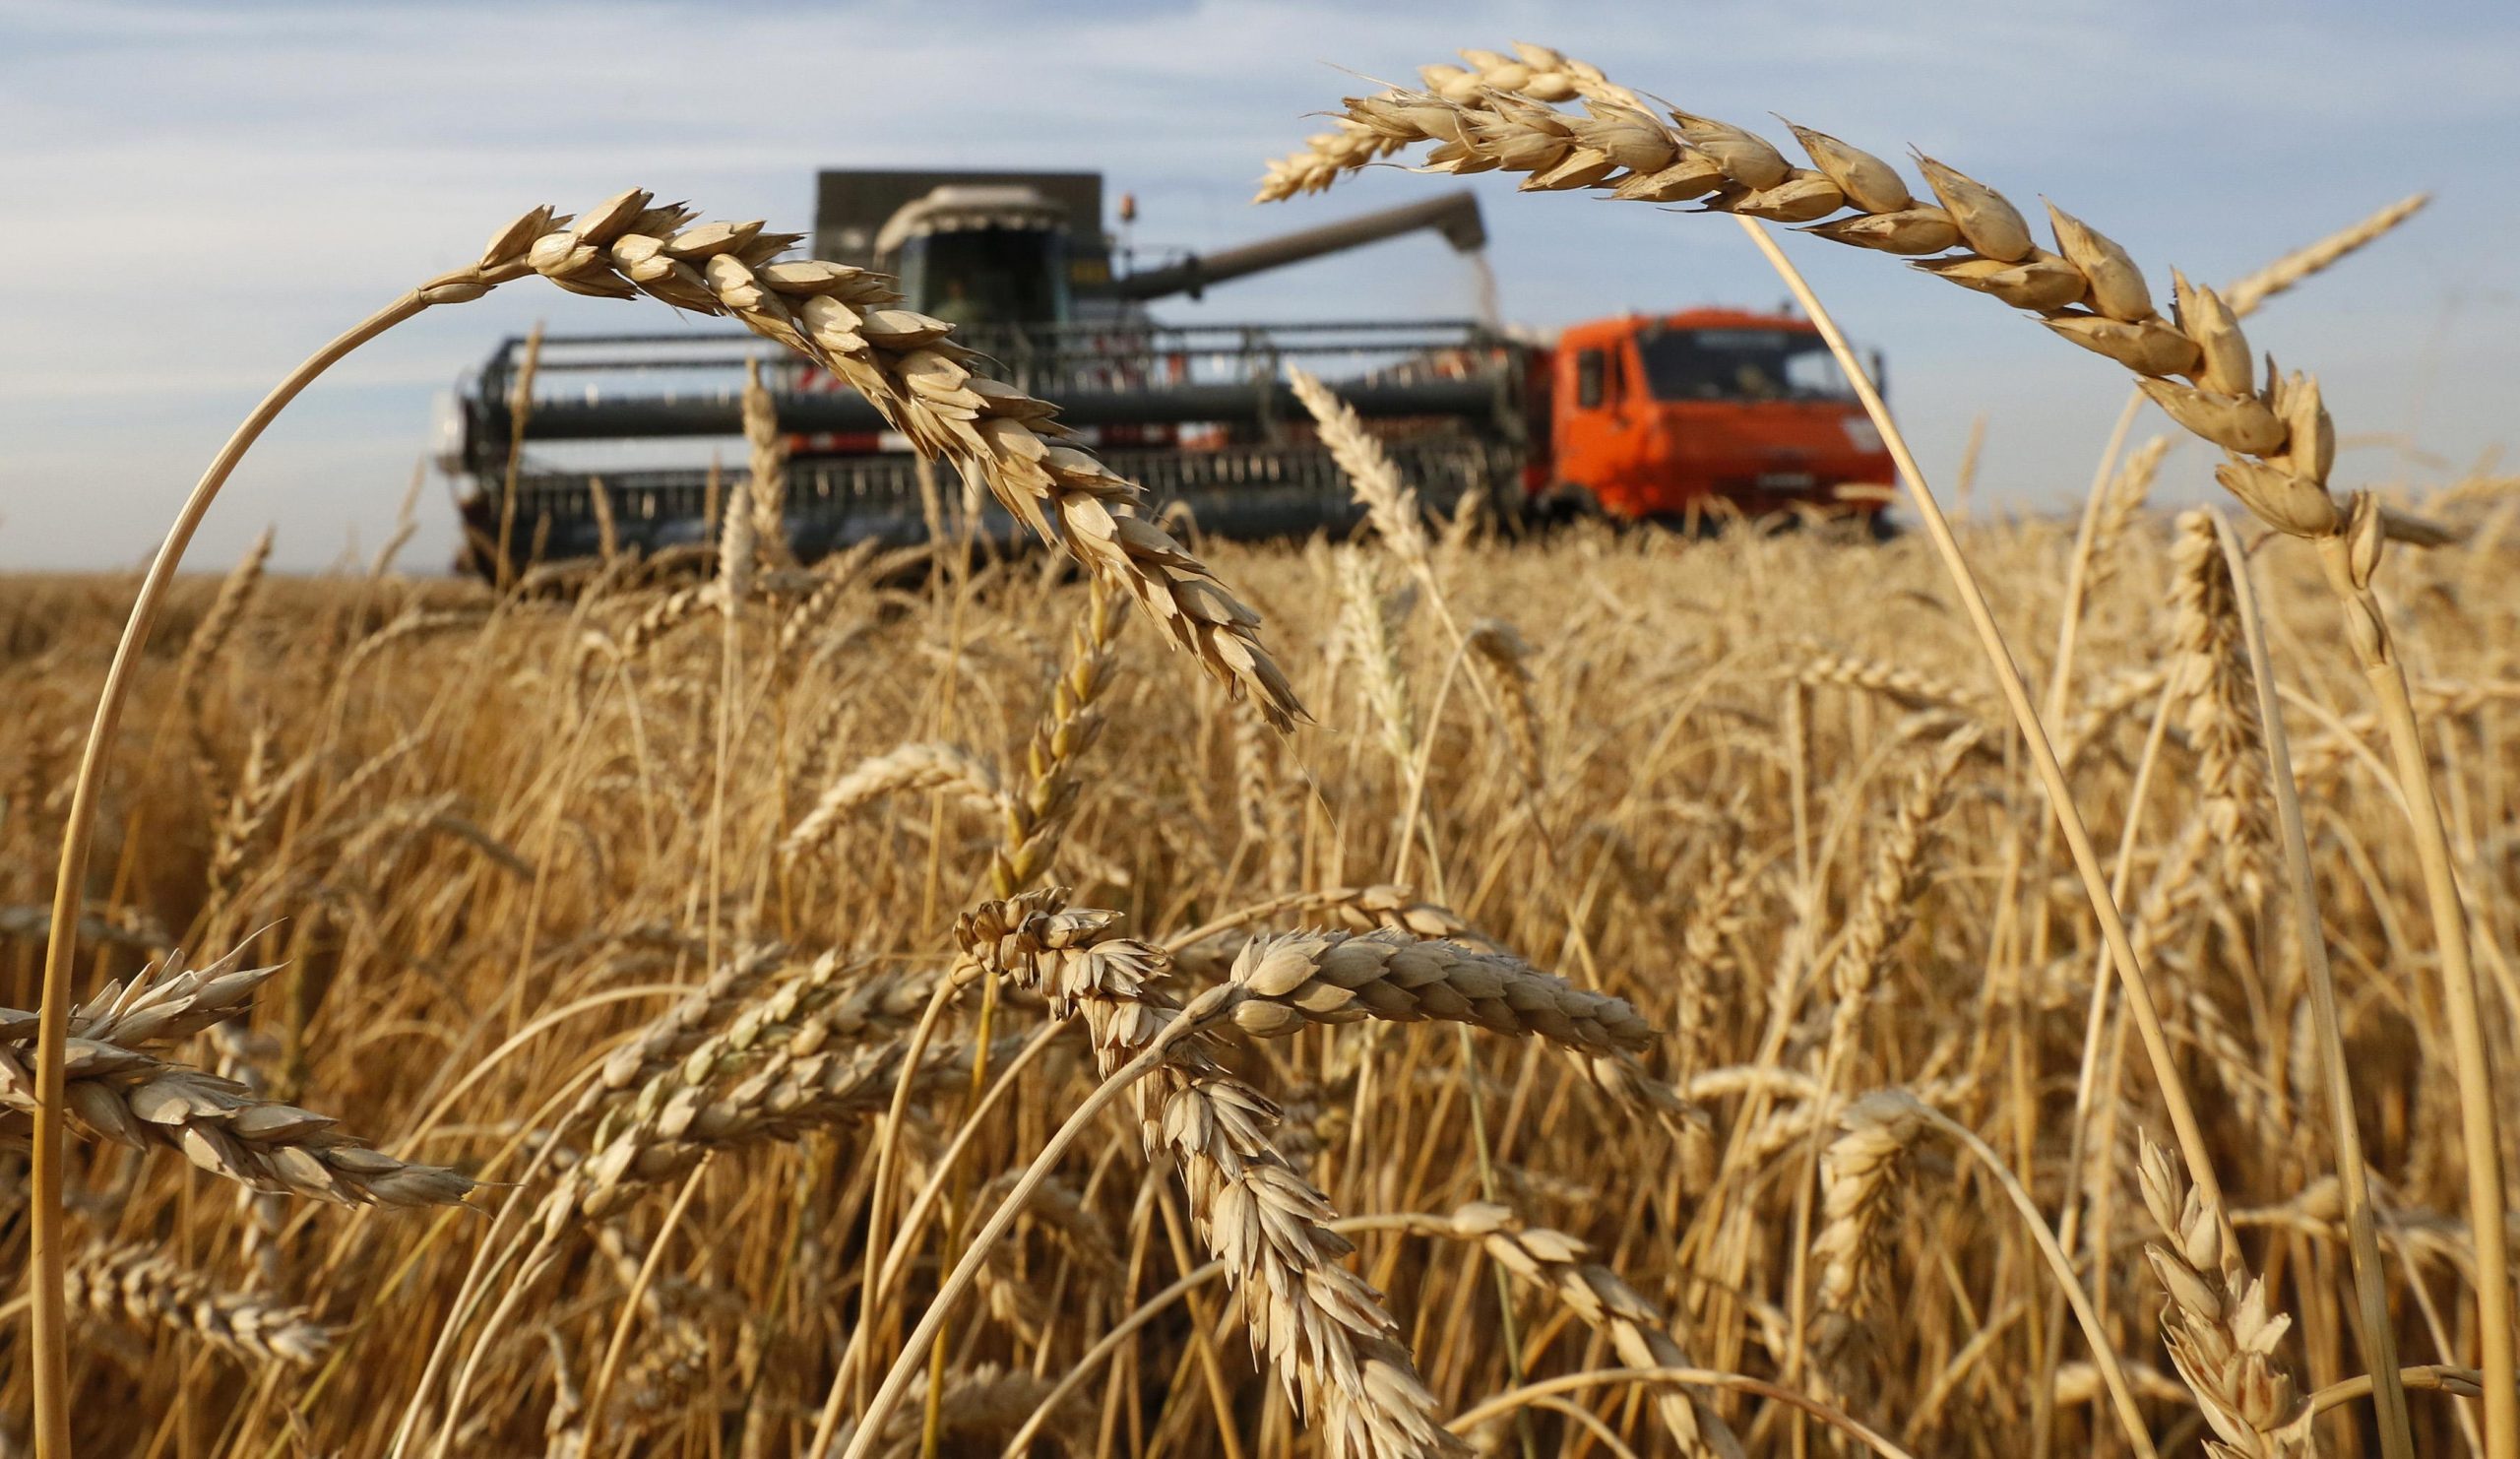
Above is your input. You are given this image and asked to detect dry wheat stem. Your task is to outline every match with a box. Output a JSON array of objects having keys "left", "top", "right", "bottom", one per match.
[
  {"left": 2209, "top": 507, "right": 2415, "bottom": 1454},
  {"left": 28, "top": 288, "right": 426, "bottom": 1453}
]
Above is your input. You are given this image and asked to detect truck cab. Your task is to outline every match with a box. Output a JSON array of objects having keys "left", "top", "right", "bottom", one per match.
[{"left": 1547, "top": 309, "right": 1893, "bottom": 526}]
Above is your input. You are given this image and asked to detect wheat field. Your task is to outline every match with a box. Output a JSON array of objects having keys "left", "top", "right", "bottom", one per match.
[{"left": 6, "top": 39, "right": 2518, "bottom": 1459}]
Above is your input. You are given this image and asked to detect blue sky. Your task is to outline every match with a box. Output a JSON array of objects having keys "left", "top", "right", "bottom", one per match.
[{"left": 4, "top": 0, "right": 2515, "bottom": 572}]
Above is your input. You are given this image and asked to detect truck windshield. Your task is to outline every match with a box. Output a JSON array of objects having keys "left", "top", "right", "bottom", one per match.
[{"left": 1636, "top": 327, "right": 1852, "bottom": 403}]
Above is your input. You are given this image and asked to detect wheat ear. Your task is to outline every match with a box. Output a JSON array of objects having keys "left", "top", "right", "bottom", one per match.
[
  {"left": 2137, "top": 1138, "right": 2314, "bottom": 1457},
  {"left": 741, "top": 355, "right": 792, "bottom": 567},
  {"left": 2170, "top": 511, "right": 2272, "bottom": 902},
  {"left": 1, "top": 953, "right": 473, "bottom": 1206},
  {"left": 990, "top": 579, "right": 1124, "bottom": 895},
  {"left": 1433, "top": 1203, "right": 1746, "bottom": 1459},
  {"left": 68, "top": 1244, "right": 331, "bottom": 1368},
  {"left": 1820, "top": 730, "right": 1973, "bottom": 1075},
  {"left": 781, "top": 743, "right": 1009, "bottom": 863},
  {"left": 955, "top": 890, "right": 1464, "bottom": 1458},
  {"left": 1809, "top": 1091, "right": 1931, "bottom": 1405},
  {"left": 24, "top": 204, "right": 1313, "bottom": 1440}
]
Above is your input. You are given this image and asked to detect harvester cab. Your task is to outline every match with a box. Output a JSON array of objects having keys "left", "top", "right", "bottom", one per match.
[{"left": 872, "top": 184, "right": 1077, "bottom": 329}]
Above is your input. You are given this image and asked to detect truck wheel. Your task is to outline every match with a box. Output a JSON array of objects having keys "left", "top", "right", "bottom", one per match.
[{"left": 1515, "top": 482, "right": 1601, "bottom": 537}]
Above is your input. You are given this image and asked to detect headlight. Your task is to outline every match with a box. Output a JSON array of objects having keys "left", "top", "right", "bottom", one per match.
[{"left": 1840, "top": 416, "right": 1885, "bottom": 453}]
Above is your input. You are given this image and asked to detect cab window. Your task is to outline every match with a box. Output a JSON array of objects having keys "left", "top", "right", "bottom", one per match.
[{"left": 1575, "top": 349, "right": 1605, "bottom": 409}]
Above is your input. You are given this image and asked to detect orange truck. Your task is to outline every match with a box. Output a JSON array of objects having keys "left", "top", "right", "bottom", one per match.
[{"left": 1524, "top": 307, "right": 1896, "bottom": 530}]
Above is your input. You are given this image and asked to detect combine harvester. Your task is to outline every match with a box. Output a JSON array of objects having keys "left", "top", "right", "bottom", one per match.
[{"left": 441, "top": 168, "right": 1894, "bottom": 572}]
